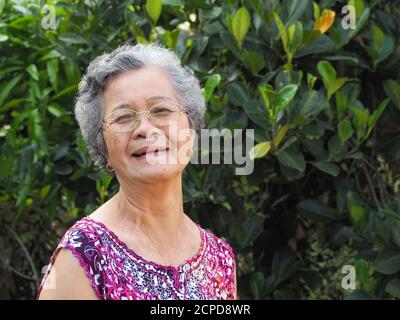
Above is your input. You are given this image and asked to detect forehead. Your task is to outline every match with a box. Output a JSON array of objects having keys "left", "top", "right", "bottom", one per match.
[{"left": 103, "top": 66, "right": 179, "bottom": 112}]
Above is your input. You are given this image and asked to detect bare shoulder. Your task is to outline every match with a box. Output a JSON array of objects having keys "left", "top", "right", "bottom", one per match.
[
  {"left": 37, "top": 248, "right": 99, "bottom": 300},
  {"left": 86, "top": 199, "right": 115, "bottom": 226}
]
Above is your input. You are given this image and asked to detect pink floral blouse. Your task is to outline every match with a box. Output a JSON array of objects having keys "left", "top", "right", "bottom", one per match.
[{"left": 36, "top": 217, "right": 237, "bottom": 300}]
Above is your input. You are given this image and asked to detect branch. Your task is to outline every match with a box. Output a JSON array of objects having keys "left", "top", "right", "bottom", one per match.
[
  {"left": 361, "top": 163, "right": 382, "bottom": 211},
  {"left": 0, "top": 251, "right": 37, "bottom": 282},
  {"left": 5, "top": 226, "right": 39, "bottom": 287}
]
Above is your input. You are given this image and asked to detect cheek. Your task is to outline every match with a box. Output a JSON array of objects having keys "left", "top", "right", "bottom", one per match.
[
  {"left": 104, "top": 133, "right": 129, "bottom": 162},
  {"left": 175, "top": 125, "right": 194, "bottom": 164}
]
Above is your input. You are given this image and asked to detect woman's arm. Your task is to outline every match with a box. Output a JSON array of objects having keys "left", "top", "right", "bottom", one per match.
[{"left": 37, "top": 248, "right": 99, "bottom": 300}]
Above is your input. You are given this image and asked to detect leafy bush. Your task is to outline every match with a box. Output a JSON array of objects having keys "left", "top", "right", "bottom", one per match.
[{"left": 0, "top": 0, "right": 400, "bottom": 299}]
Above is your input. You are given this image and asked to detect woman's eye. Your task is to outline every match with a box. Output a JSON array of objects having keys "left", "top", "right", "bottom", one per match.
[
  {"left": 114, "top": 114, "right": 134, "bottom": 122},
  {"left": 153, "top": 108, "right": 167, "bottom": 112},
  {"left": 152, "top": 107, "right": 172, "bottom": 114}
]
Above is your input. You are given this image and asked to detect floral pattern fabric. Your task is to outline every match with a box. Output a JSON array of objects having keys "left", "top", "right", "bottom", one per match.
[{"left": 36, "top": 217, "right": 236, "bottom": 300}]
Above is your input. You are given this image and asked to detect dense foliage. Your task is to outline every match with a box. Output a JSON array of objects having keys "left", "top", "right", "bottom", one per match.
[{"left": 0, "top": 0, "right": 400, "bottom": 299}]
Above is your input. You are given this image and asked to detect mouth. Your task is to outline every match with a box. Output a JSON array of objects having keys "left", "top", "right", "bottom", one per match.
[{"left": 131, "top": 148, "right": 169, "bottom": 159}]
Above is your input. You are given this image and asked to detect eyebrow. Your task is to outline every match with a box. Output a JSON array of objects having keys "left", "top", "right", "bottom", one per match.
[{"left": 111, "top": 96, "right": 173, "bottom": 112}]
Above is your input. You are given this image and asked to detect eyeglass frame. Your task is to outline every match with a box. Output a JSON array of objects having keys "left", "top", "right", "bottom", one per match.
[{"left": 102, "top": 101, "right": 190, "bottom": 133}]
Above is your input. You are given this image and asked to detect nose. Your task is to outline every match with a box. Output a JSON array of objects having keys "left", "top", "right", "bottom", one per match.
[
  {"left": 130, "top": 111, "right": 160, "bottom": 139},
  {"left": 136, "top": 110, "right": 151, "bottom": 124}
]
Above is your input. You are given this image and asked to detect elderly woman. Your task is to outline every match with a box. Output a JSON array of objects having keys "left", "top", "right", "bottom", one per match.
[{"left": 37, "top": 43, "right": 237, "bottom": 300}]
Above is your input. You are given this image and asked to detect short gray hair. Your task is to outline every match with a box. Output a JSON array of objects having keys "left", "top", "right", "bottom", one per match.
[{"left": 74, "top": 42, "right": 206, "bottom": 173}]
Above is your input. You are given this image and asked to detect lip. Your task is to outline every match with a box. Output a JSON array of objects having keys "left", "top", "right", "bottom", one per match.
[{"left": 131, "top": 148, "right": 169, "bottom": 159}]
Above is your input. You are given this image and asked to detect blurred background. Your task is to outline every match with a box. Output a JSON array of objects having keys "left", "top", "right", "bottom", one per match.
[{"left": 0, "top": 0, "right": 400, "bottom": 300}]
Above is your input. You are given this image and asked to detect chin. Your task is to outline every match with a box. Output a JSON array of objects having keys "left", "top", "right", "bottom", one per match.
[{"left": 133, "top": 164, "right": 183, "bottom": 181}]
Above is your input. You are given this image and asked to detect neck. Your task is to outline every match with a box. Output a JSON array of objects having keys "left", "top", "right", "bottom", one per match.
[{"left": 110, "top": 174, "right": 187, "bottom": 246}]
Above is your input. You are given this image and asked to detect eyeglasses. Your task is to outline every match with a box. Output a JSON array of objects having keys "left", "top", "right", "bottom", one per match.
[{"left": 102, "top": 102, "right": 189, "bottom": 133}]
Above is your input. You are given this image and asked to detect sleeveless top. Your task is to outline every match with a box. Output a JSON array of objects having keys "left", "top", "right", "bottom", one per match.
[{"left": 36, "top": 217, "right": 237, "bottom": 300}]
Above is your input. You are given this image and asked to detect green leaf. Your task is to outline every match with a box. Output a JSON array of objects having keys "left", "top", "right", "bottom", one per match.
[
  {"left": 296, "top": 34, "right": 336, "bottom": 57},
  {"left": 350, "top": 205, "right": 365, "bottom": 224},
  {"left": 0, "top": 74, "right": 23, "bottom": 106},
  {"left": 52, "top": 142, "right": 69, "bottom": 161},
  {"left": 375, "top": 250, "right": 400, "bottom": 275},
  {"left": 338, "top": 120, "right": 353, "bottom": 142},
  {"left": 371, "top": 24, "right": 384, "bottom": 52},
  {"left": 39, "top": 185, "right": 51, "bottom": 199},
  {"left": 0, "top": 98, "right": 24, "bottom": 113},
  {"left": 232, "top": 7, "right": 250, "bottom": 48},
  {"left": 250, "top": 271, "right": 265, "bottom": 299},
  {"left": 0, "top": 0, "right": 5, "bottom": 14},
  {"left": 16, "top": 183, "right": 30, "bottom": 208},
  {"left": 365, "top": 30, "right": 394, "bottom": 65},
  {"left": 258, "top": 84, "right": 275, "bottom": 117},
  {"left": 226, "top": 82, "right": 250, "bottom": 107},
  {"left": 27, "top": 64, "right": 39, "bottom": 81},
  {"left": 223, "top": 85, "right": 261, "bottom": 128},
  {"left": 47, "top": 104, "right": 66, "bottom": 118},
  {"left": 277, "top": 136, "right": 297, "bottom": 153},
  {"left": 328, "top": 78, "right": 348, "bottom": 99},
  {"left": 0, "top": 34, "right": 8, "bottom": 42},
  {"left": 273, "top": 124, "right": 289, "bottom": 148},
  {"left": 385, "top": 279, "right": 400, "bottom": 299},
  {"left": 59, "top": 33, "right": 88, "bottom": 44},
  {"left": 317, "top": 60, "right": 336, "bottom": 86},
  {"left": 313, "top": 1, "right": 320, "bottom": 21},
  {"left": 276, "top": 145, "right": 305, "bottom": 172},
  {"left": 297, "top": 199, "right": 337, "bottom": 222},
  {"left": 249, "top": 141, "right": 272, "bottom": 160},
  {"left": 286, "top": 0, "right": 310, "bottom": 26},
  {"left": 311, "top": 161, "right": 340, "bottom": 177},
  {"left": 349, "top": 0, "right": 364, "bottom": 18},
  {"left": 328, "top": 134, "right": 347, "bottom": 159},
  {"left": 146, "top": 0, "right": 162, "bottom": 23},
  {"left": 306, "top": 73, "right": 317, "bottom": 89},
  {"left": 299, "top": 90, "right": 328, "bottom": 117},
  {"left": 383, "top": 79, "right": 400, "bottom": 110},
  {"left": 242, "top": 50, "right": 265, "bottom": 75},
  {"left": 354, "top": 259, "right": 369, "bottom": 284},
  {"left": 0, "top": 156, "right": 14, "bottom": 177},
  {"left": 203, "top": 74, "right": 221, "bottom": 103},
  {"left": 50, "top": 84, "right": 77, "bottom": 101},
  {"left": 38, "top": 49, "right": 61, "bottom": 62},
  {"left": 274, "top": 84, "right": 298, "bottom": 115},
  {"left": 64, "top": 59, "right": 81, "bottom": 85},
  {"left": 366, "top": 98, "right": 390, "bottom": 138},
  {"left": 47, "top": 59, "right": 59, "bottom": 91},
  {"left": 54, "top": 164, "right": 73, "bottom": 175},
  {"left": 220, "top": 31, "right": 242, "bottom": 59},
  {"left": 288, "top": 21, "right": 303, "bottom": 53},
  {"left": 243, "top": 213, "right": 266, "bottom": 245},
  {"left": 350, "top": 106, "right": 369, "bottom": 124},
  {"left": 272, "top": 248, "right": 298, "bottom": 285},
  {"left": 378, "top": 36, "right": 394, "bottom": 65},
  {"left": 273, "top": 11, "right": 288, "bottom": 53},
  {"left": 317, "top": 61, "right": 348, "bottom": 99}
]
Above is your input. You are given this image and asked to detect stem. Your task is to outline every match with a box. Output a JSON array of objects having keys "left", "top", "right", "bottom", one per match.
[
  {"left": 361, "top": 163, "right": 382, "bottom": 211},
  {"left": 0, "top": 251, "right": 37, "bottom": 282},
  {"left": 5, "top": 226, "right": 39, "bottom": 287}
]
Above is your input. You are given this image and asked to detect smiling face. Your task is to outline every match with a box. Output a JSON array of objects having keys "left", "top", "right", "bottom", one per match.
[{"left": 102, "top": 66, "right": 194, "bottom": 184}]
